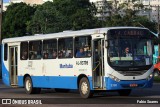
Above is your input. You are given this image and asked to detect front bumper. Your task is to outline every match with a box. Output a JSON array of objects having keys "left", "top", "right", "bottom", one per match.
[{"left": 105, "top": 77, "right": 153, "bottom": 90}]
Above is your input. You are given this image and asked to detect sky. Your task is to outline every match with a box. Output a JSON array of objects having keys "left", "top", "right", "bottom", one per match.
[{"left": 3, "top": 0, "right": 9, "bottom": 3}]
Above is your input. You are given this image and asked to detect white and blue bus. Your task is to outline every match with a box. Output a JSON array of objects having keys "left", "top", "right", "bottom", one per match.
[{"left": 1, "top": 27, "right": 155, "bottom": 98}]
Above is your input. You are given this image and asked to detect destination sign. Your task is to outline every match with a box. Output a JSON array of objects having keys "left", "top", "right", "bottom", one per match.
[
  {"left": 107, "top": 29, "right": 152, "bottom": 39},
  {"left": 114, "top": 30, "right": 144, "bottom": 36}
]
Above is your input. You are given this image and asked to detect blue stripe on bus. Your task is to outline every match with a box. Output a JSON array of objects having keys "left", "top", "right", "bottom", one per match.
[
  {"left": 106, "top": 77, "right": 153, "bottom": 90},
  {"left": 2, "top": 62, "right": 10, "bottom": 86},
  {"left": 1, "top": 45, "right": 10, "bottom": 86},
  {"left": 18, "top": 76, "right": 93, "bottom": 90}
]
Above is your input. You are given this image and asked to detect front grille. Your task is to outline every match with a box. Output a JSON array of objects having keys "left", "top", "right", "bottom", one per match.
[{"left": 118, "top": 70, "right": 147, "bottom": 76}]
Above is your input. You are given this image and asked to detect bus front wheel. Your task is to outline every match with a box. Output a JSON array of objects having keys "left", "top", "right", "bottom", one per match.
[
  {"left": 79, "top": 77, "right": 93, "bottom": 98},
  {"left": 118, "top": 89, "right": 131, "bottom": 96},
  {"left": 25, "top": 76, "right": 41, "bottom": 94}
]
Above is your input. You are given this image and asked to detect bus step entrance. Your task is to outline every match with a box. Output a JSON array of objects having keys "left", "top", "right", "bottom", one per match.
[
  {"left": 94, "top": 87, "right": 106, "bottom": 90},
  {"left": 11, "top": 84, "right": 18, "bottom": 88}
]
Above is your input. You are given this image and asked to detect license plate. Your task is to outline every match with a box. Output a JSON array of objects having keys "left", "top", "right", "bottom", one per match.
[{"left": 130, "top": 84, "right": 138, "bottom": 87}]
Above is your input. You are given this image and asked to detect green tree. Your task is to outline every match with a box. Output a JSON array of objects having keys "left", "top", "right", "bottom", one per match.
[
  {"left": 28, "top": 0, "right": 99, "bottom": 34},
  {"left": 27, "top": 2, "right": 63, "bottom": 34},
  {"left": 2, "top": 3, "right": 36, "bottom": 38}
]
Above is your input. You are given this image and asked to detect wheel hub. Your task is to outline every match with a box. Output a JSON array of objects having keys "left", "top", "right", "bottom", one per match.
[
  {"left": 81, "top": 82, "right": 88, "bottom": 95},
  {"left": 26, "top": 80, "right": 31, "bottom": 91}
]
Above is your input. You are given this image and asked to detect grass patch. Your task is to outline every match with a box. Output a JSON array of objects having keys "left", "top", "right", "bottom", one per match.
[{"left": 154, "top": 76, "right": 160, "bottom": 83}]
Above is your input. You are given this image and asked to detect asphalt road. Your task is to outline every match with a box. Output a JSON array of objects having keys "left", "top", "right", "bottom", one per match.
[{"left": 0, "top": 80, "right": 160, "bottom": 106}]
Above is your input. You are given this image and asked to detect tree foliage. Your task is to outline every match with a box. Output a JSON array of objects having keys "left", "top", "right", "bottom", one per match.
[
  {"left": 28, "top": 0, "right": 99, "bottom": 34},
  {"left": 1, "top": 0, "right": 158, "bottom": 38},
  {"left": 2, "top": 2, "right": 36, "bottom": 38}
]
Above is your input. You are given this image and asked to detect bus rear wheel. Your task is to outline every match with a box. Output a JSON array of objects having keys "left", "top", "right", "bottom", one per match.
[
  {"left": 79, "top": 77, "right": 93, "bottom": 98},
  {"left": 118, "top": 89, "right": 131, "bottom": 96},
  {"left": 25, "top": 76, "right": 41, "bottom": 94}
]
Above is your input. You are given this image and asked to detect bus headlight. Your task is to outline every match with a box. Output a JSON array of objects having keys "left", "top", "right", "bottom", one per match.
[
  {"left": 147, "top": 73, "right": 153, "bottom": 80},
  {"left": 108, "top": 74, "right": 120, "bottom": 82}
]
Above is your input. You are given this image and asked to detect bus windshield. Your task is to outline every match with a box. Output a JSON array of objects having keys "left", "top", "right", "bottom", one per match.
[{"left": 107, "top": 29, "right": 153, "bottom": 68}]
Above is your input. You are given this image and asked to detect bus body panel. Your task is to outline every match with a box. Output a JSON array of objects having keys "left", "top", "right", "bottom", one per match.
[{"left": 18, "top": 76, "right": 93, "bottom": 89}]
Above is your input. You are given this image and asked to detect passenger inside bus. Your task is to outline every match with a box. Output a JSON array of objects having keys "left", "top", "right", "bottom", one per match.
[
  {"left": 123, "top": 47, "right": 132, "bottom": 57},
  {"left": 21, "top": 50, "right": 28, "bottom": 60},
  {"left": 76, "top": 47, "right": 85, "bottom": 58},
  {"left": 52, "top": 51, "right": 57, "bottom": 59},
  {"left": 58, "top": 51, "right": 64, "bottom": 58},
  {"left": 30, "top": 53, "right": 36, "bottom": 59},
  {"left": 43, "top": 53, "right": 49, "bottom": 59}
]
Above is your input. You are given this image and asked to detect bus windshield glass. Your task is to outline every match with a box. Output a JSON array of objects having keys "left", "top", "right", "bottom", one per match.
[{"left": 107, "top": 29, "right": 153, "bottom": 67}]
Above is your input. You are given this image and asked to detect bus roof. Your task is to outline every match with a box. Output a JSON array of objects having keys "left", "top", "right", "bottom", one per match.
[{"left": 2, "top": 27, "right": 147, "bottom": 43}]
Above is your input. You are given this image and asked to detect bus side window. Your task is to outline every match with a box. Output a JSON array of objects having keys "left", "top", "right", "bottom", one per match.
[
  {"left": 20, "top": 42, "right": 28, "bottom": 60},
  {"left": 43, "top": 39, "right": 57, "bottom": 59},
  {"left": 75, "top": 36, "right": 91, "bottom": 58},
  {"left": 29, "top": 41, "right": 42, "bottom": 60},
  {"left": 4, "top": 43, "right": 8, "bottom": 61},
  {"left": 58, "top": 38, "right": 73, "bottom": 58}
]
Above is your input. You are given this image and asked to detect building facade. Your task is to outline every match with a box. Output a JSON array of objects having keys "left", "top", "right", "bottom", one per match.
[{"left": 90, "top": 0, "right": 160, "bottom": 23}]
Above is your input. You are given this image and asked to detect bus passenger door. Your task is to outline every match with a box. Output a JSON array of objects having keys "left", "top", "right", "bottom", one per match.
[
  {"left": 9, "top": 46, "right": 18, "bottom": 86},
  {"left": 92, "top": 39, "right": 105, "bottom": 89}
]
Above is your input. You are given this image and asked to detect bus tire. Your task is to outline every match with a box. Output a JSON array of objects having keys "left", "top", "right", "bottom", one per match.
[
  {"left": 25, "top": 76, "right": 40, "bottom": 94},
  {"left": 118, "top": 89, "right": 131, "bottom": 96},
  {"left": 79, "top": 77, "right": 93, "bottom": 98},
  {"left": 55, "top": 88, "right": 70, "bottom": 93}
]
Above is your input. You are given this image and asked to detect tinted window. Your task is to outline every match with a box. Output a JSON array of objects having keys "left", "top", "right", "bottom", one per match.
[
  {"left": 20, "top": 42, "right": 28, "bottom": 60},
  {"left": 75, "top": 36, "right": 91, "bottom": 58},
  {"left": 43, "top": 39, "right": 57, "bottom": 59},
  {"left": 4, "top": 44, "right": 8, "bottom": 61},
  {"left": 58, "top": 38, "right": 73, "bottom": 58},
  {"left": 29, "top": 41, "right": 42, "bottom": 60}
]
